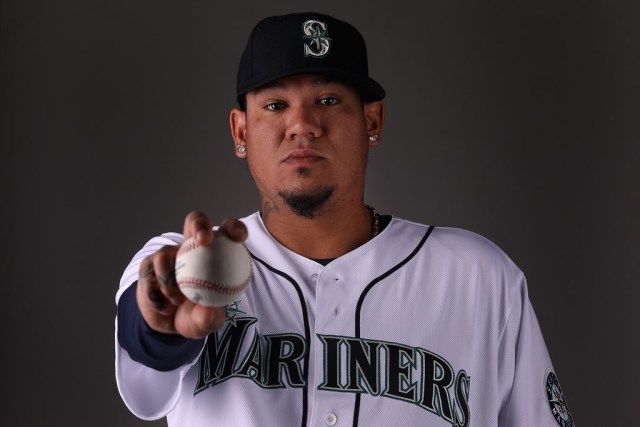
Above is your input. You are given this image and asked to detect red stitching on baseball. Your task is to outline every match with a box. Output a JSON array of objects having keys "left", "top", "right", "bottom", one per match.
[
  {"left": 178, "top": 277, "right": 250, "bottom": 295},
  {"left": 177, "top": 240, "right": 198, "bottom": 256}
]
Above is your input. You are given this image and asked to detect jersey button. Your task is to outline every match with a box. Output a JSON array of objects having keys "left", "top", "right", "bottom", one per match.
[
  {"left": 325, "top": 412, "right": 337, "bottom": 425},
  {"left": 310, "top": 273, "right": 319, "bottom": 282}
]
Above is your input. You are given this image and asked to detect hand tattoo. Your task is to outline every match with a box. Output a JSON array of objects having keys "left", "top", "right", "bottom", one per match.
[{"left": 158, "top": 268, "right": 177, "bottom": 289}]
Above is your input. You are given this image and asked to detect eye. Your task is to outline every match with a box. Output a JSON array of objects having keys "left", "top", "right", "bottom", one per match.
[
  {"left": 265, "top": 102, "right": 286, "bottom": 111},
  {"left": 318, "top": 97, "right": 339, "bottom": 106}
]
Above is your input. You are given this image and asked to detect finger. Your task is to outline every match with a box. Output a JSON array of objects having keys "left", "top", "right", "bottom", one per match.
[
  {"left": 192, "top": 305, "right": 226, "bottom": 335},
  {"left": 183, "top": 211, "right": 214, "bottom": 246},
  {"left": 152, "top": 245, "right": 184, "bottom": 306},
  {"left": 174, "top": 303, "right": 226, "bottom": 339},
  {"left": 218, "top": 218, "right": 248, "bottom": 243},
  {"left": 137, "top": 257, "right": 174, "bottom": 317},
  {"left": 148, "top": 289, "right": 165, "bottom": 309},
  {"left": 138, "top": 258, "right": 164, "bottom": 310}
]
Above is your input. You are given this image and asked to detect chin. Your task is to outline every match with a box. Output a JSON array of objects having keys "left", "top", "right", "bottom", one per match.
[{"left": 277, "top": 185, "right": 335, "bottom": 219}]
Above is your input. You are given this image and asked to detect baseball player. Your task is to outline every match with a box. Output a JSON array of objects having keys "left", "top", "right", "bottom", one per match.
[{"left": 115, "top": 12, "right": 573, "bottom": 427}]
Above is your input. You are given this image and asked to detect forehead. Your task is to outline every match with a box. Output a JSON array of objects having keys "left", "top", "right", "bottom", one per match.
[{"left": 251, "top": 74, "right": 359, "bottom": 96}]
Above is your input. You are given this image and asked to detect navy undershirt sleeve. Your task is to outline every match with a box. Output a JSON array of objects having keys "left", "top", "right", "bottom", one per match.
[{"left": 117, "top": 282, "right": 205, "bottom": 372}]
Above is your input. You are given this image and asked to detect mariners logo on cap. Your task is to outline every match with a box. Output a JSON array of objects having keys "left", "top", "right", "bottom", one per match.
[
  {"left": 303, "top": 19, "right": 331, "bottom": 58},
  {"left": 544, "top": 369, "right": 574, "bottom": 427}
]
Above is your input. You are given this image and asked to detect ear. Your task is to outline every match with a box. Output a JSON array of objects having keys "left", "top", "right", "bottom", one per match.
[
  {"left": 363, "top": 101, "right": 384, "bottom": 147},
  {"left": 230, "top": 108, "right": 247, "bottom": 158}
]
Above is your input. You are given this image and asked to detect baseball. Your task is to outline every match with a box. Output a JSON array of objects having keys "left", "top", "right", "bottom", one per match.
[{"left": 175, "top": 232, "right": 252, "bottom": 307}]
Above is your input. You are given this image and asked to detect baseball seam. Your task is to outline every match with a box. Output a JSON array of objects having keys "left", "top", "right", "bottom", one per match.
[
  {"left": 177, "top": 240, "right": 199, "bottom": 256},
  {"left": 177, "top": 276, "right": 250, "bottom": 295}
]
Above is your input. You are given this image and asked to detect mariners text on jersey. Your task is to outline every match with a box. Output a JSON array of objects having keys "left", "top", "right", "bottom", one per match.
[{"left": 194, "top": 315, "right": 471, "bottom": 426}]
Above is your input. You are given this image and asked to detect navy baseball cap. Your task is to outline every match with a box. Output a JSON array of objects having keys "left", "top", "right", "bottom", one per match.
[{"left": 236, "top": 12, "right": 385, "bottom": 107}]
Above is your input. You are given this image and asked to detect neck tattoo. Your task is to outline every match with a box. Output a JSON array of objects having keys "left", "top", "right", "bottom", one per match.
[{"left": 366, "top": 205, "right": 381, "bottom": 237}]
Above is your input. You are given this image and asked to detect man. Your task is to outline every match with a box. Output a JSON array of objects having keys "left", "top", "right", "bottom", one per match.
[{"left": 115, "top": 12, "right": 573, "bottom": 427}]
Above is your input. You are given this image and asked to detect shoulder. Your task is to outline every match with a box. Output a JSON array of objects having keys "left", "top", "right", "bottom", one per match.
[
  {"left": 433, "top": 226, "right": 512, "bottom": 264},
  {"left": 390, "top": 217, "right": 504, "bottom": 254},
  {"left": 390, "top": 217, "right": 522, "bottom": 278}
]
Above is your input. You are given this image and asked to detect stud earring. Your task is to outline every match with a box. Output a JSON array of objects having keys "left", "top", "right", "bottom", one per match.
[
  {"left": 368, "top": 134, "right": 379, "bottom": 143},
  {"left": 237, "top": 144, "right": 246, "bottom": 153}
]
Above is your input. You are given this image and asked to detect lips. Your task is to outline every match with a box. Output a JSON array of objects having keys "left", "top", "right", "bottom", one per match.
[{"left": 282, "top": 149, "right": 324, "bottom": 166}]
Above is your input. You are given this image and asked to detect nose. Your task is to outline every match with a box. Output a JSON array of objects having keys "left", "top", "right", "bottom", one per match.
[{"left": 285, "top": 104, "right": 323, "bottom": 141}]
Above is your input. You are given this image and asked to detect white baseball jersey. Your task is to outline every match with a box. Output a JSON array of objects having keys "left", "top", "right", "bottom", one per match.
[{"left": 115, "top": 212, "right": 573, "bottom": 426}]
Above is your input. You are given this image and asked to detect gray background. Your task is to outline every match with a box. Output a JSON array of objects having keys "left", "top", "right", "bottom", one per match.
[{"left": 1, "top": 0, "right": 638, "bottom": 426}]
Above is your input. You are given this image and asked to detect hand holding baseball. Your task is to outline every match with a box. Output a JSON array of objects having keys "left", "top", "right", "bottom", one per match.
[{"left": 136, "top": 211, "right": 249, "bottom": 339}]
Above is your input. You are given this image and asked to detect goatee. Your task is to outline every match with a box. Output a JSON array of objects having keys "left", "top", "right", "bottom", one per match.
[{"left": 278, "top": 186, "right": 335, "bottom": 219}]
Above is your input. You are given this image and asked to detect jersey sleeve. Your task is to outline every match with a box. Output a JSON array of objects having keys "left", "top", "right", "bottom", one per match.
[
  {"left": 498, "top": 272, "right": 571, "bottom": 426},
  {"left": 117, "top": 283, "right": 205, "bottom": 371},
  {"left": 114, "top": 232, "right": 207, "bottom": 420}
]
